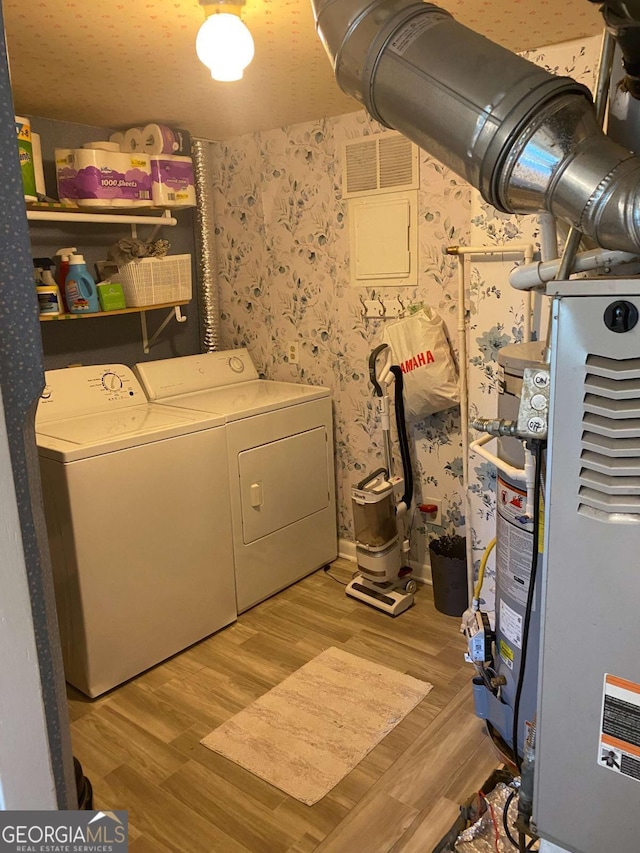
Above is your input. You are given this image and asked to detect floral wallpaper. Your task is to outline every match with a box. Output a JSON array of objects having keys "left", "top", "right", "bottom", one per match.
[
  {"left": 210, "top": 115, "right": 470, "bottom": 575},
  {"left": 208, "top": 33, "right": 602, "bottom": 592}
]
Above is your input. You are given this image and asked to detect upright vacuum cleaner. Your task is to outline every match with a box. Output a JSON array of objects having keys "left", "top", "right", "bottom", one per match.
[{"left": 346, "top": 343, "right": 417, "bottom": 616}]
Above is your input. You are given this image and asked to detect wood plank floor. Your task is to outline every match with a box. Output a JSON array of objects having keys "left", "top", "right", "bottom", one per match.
[{"left": 68, "top": 559, "right": 498, "bottom": 852}]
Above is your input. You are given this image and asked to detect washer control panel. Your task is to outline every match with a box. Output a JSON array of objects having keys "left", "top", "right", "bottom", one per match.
[{"left": 36, "top": 365, "right": 144, "bottom": 424}]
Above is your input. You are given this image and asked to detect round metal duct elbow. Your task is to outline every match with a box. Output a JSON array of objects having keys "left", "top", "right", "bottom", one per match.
[{"left": 312, "top": 0, "right": 640, "bottom": 253}]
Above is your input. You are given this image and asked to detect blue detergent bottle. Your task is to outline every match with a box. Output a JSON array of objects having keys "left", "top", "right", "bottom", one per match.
[{"left": 65, "top": 253, "right": 100, "bottom": 314}]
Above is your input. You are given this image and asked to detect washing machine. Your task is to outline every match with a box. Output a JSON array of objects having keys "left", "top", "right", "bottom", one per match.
[
  {"left": 135, "top": 349, "right": 338, "bottom": 612},
  {"left": 35, "top": 364, "right": 237, "bottom": 698}
]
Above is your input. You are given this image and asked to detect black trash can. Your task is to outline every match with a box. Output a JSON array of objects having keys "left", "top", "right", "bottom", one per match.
[{"left": 429, "top": 534, "right": 468, "bottom": 616}]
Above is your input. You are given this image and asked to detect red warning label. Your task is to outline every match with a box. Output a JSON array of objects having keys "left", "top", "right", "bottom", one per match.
[{"left": 599, "top": 674, "right": 640, "bottom": 782}]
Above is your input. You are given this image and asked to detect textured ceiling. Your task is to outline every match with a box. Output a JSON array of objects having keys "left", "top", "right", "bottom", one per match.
[{"left": 4, "top": 0, "right": 604, "bottom": 141}]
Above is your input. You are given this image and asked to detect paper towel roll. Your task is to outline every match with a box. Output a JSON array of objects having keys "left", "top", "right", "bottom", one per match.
[
  {"left": 83, "top": 141, "right": 120, "bottom": 151},
  {"left": 32, "top": 132, "right": 46, "bottom": 196},
  {"left": 109, "top": 132, "right": 125, "bottom": 150},
  {"left": 150, "top": 154, "right": 196, "bottom": 207},
  {"left": 171, "top": 127, "right": 192, "bottom": 156},
  {"left": 123, "top": 128, "right": 144, "bottom": 153},
  {"left": 141, "top": 123, "right": 177, "bottom": 155},
  {"left": 15, "top": 115, "right": 37, "bottom": 201},
  {"left": 55, "top": 148, "right": 151, "bottom": 205}
]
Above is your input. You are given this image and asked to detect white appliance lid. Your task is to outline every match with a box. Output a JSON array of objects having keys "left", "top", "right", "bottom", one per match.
[
  {"left": 35, "top": 364, "right": 225, "bottom": 462},
  {"left": 37, "top": 403, "right": 224, "bottom": 461},
  {"left": 38, "top": 405, "right": 198, "bottom": 445},
  {"left": 154, "top": 379, "right": 330, "bottom": 421}
]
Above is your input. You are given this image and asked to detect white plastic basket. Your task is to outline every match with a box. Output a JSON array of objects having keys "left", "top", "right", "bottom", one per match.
[{"left": 117, "top": 254, "right": 192, "bottom": 307}]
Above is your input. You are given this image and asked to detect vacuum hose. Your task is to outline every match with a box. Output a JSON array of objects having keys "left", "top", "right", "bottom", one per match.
[
  {"left": 390, "top": 365, "right": 413, "bottom": 511},
  {"left": 312, "top": 0, "right": 640, "bottom": 254}
]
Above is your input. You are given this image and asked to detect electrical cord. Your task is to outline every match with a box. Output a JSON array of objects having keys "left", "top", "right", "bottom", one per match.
[
  {"left": 511, "top": 439, "right": 545, "bottom": 772},
  {"left": 322, "top": 565, "right": 351, "bottom": 587},
  {"left": 476, "top": 664, "right": 497, "bottom": 695},
  {"left": 400, "top": 503, "right": 420, "bottom": 570},
  {"left": 478, "top": 790, "right": 500, "bottom": 853},
  {"left": 503, "top": 789, "right": 519, "bottom": 849}
]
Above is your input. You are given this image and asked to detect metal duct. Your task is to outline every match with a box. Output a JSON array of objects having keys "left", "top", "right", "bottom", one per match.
[
  {"left": 192, "top": 138, "right": 220, "bottom": 353},
  {"left": 312, "top": 0, "right": 640, "bottom": 253}
]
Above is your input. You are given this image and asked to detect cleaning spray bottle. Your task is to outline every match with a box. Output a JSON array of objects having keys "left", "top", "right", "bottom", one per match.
[
  {"left": 55, "top": 247, "right": 77, "bottom": 312},
  {"left": 34, "top": 257, "right": 61, "bottom": 316},
  {"left": 65, "top": 253, "right": 100, "bottom": 314}
]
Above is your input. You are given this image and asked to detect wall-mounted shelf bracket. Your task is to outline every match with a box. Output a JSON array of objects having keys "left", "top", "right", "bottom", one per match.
[
  {"left": 140, "top": 305, "right": 187, "bottom": 354},
  {"left": 130, "top": 209, "right": 176, "bottom": 241}
]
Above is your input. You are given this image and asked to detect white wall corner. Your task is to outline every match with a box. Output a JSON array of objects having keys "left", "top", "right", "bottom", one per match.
[
  {"left": 338, "top": 537, "right": 357, "bottom": 561},
  {"left": 409, "top": 556, "right": 432, "bottom": 585},
  {"left": 0, "top": 391, "right": 58, "bottom": 808}
]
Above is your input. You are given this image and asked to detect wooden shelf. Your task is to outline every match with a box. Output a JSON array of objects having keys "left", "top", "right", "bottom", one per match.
[
  {"left": 39, "top": 300, "right": 189, "bottom": 321},
  {"left": 29, "top": 204, "right": 189, "bottom": 350}
]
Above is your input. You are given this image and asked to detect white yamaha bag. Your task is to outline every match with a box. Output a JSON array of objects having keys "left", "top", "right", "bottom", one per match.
[{"left": 381, "top": 307, "right": 459, "bottom": 420}]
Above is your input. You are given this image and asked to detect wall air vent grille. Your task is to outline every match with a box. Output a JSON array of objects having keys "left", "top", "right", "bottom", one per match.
[
  {"left": 342, "top": 132, "right": 419, "bottom": 199},
  {"left": 579, "top": 355, "right": 640, "bottom": 522}
]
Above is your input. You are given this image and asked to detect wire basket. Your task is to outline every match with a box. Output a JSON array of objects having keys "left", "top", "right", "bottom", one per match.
[{"left": 117, "top": 254, "right": 192, "bottom": 307}]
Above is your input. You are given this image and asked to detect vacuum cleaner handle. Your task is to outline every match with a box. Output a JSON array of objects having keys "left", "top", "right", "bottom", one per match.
[
  {"left": 369, "top": 344, "right": 391, "bottom": 397},
  {"left": 355, "top": 467, "right": 388, "bottom": 491}
]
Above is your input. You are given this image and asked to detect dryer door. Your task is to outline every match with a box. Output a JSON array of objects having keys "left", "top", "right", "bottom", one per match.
[{"left": 238, "top": 426, "right": 329, "bottom": 543}]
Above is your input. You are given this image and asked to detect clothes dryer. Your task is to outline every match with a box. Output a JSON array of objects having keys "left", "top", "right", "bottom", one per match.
[
  {"left": 136, "top": 350, "right": 338, "bottom": 612},
  {"left": 36, "top": 364, "right": 237, "bottom": 697}
]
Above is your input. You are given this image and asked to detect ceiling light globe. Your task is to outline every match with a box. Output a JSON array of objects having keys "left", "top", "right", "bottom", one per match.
[{"left": 196, "top": 13, "right": 255, "bottom": 82}]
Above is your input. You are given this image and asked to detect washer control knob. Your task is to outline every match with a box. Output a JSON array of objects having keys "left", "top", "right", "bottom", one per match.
[
  {"left": 229, "top": 356, "right": 245, "bottom": 374},
  {"left": 102, "top": 372, "right": 123, "bottom": 392}
]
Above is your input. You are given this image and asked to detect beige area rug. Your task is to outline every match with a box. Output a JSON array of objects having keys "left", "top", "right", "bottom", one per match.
[{"left": 200, "top": 646, "right": 433, "bottom": 805}]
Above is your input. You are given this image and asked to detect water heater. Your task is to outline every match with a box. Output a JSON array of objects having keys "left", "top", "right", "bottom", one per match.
[{"left": 471, "top": 342, "right": 546, "bottom": 757}]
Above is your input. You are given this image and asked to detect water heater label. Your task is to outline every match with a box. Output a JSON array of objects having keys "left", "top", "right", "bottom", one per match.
[
  {"left": 500, "top": 599, "right": 523, "bottom": 650},
  {"left": 499, "top": 639, "right": 514, "bottom": 670},
  {"left": 599, "top": 674, "right": 640, "bottom": 784},
  {"left": 497, "top": 476, "right": 535, "bottom": 609}
]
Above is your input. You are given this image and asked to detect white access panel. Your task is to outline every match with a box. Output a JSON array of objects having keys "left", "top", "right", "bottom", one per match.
[
  {"left": 354, "top": 197, "right": 410, "bottom": 277},
  {"left": 239, "top": 426, "right": 329, "bottom": 544},
  {"left": 349, "top": 190, "right": 418, "bottom": 287}
]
